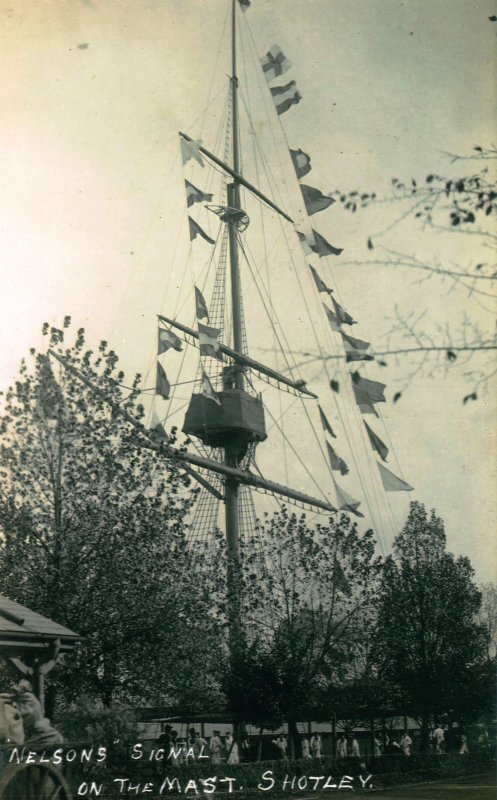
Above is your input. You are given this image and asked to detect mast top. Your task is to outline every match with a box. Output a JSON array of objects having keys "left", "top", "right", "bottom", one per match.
[{"left": 231, "top": 0, "right": 241, "bottom": 177}]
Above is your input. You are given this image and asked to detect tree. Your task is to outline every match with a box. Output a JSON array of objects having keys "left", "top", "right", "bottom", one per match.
[
  {"left": 292, "top": 146, "right": 497, "bottom": 402},
  {"left": 373, "top": 500, "right": 487, "bottom": 750},
  {"left": 476, "top": 582, "right": 497, "bottom": 661},
  {"left": 0, "top": 320, "right": 221, "bottom": 712},
  {"left": 232, "top": 508, "right": 381, "bottom": 755},
  {"left": 318, "top": 604, "right": 392, "bottom": 741}
]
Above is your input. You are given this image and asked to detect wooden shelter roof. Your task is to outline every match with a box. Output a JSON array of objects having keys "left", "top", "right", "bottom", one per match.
[{"left": 0, "top": 594, "right": 80, "bottom": 656}]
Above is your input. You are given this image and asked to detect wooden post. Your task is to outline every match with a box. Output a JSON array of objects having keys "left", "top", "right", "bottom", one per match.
[
  {"left": 331, "top": 714, "right": 336, "bottom": 760},
  {"left": 33, "top": 666, "right": 45, "bottom": 713}
]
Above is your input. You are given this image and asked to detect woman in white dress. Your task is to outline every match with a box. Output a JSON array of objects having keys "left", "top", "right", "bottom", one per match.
[
  {"left": 400, "top": 732, "right": 412, "bottom": 756},
  {"left": 310, "top": 732, "right": 322, "bottom": 760},
  {"left": 336, "top": 733, "right": 347, "bottom": 759}
]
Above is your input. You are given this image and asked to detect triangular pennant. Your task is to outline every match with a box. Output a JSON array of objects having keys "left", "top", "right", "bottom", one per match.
[
  {"left": 290, "top": 148, "right": 312, "bottom": 178},
  {"left": 326, "top": 441, "right": 349, "bottom": 476},
  {"left": 180, "top": 137, "right": 205, "bottom": 167},
  {"left": 156, "top": 362, "right": 171, "bottom": 400},
  {"left": 195, "top": 286, "right": 209, "bottom": 321},
  {"left": 150, "top": 410, "right": 168, "bottom": 440},
  {"left": 158, "top": 327, "right": 183, "bottom": 355},
  {"left": 334, "top": 479, "right": 364, "bottom": 518},
  {"left": 323, "top": 303, "right": 341, "bottom": 332},
  {"left": 364, "top": 421, "right": 389, "bottom": 462},
  {"left": 312, "top": 229, "right": 343, "bottom": 257},
  {"left": 260, "top": 45, "right": 292, "bottom": 82},
  {"left": 333, "top": 557, "right": 352, "bottom": 598},
  {"left": 309, "top": 264, "right": 333, "bottom": 295},
  {"left": 341, "top": 331, "right": 373, "bottom": 362},
  {"left": 351, "top": 372, "right": 386, "bottom": 415},
  {"left": 298, "top": 231, "right": 315, "bottom": 256},
  {"left": 331, "top": 296, "right": 356, "bottom": 326},
  {"left": 300, "top": 184, "right": 335, "bottom": 216},
  {"left": 188, "top": 216, "right": 216, "bottom": 245},
  {"left": 340, "top": 331, "right": 370, "bottom": 351},
  {"left": 378, "top": 463, "right": 413, "bottom": 492},
  {"left": 318, "top": 404, "right": 337, "bottom": 438},
  {"left": 185, "top": 180, "right": 213, "bottom": 208},
  {"left": 298, "top": 230, "right": 342, "bottom": 258},
  {"left": 198, "top": 322, "right": 223, "bottom": 361},
  {"left": 345, "top": 352, "right": 374, "bottom": 363},
  {"left": 270, "top": 80, "right": 302, "bottom": 115},
  {"left": 202, "top": 370, "right": 222, "bottom": 405}
]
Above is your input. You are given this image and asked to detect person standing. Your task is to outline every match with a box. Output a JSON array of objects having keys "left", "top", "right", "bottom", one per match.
[
  {"left": 210, "top": 730, "right": 223, "bottom": 764},
  {"left": 310, "top": 732, "right": 322, "bottom": 760},
  {"left": 169, "top": 730, "right": 180, "bottom": 766},
  {"left": 433, "top": 723, "right": 445, "bottom": 754},
  {"left": 478, "top": 730, "right": 490, "bottom": 753},
  {"left": 157, "top": 722, "right": 172, "bottom": 761},
  {"left": 336, "top": 733, "right": 347, "bottom": 759},
  {"left": 301, "top": 735, "right": 311, "bottom": 759},
  {"left": 351, "top": 734, "right": 360, "bottom": 758},
  {"left": 276, "top": 734, "right": 288, "bottom": 759},
  {"left": 193, "top": 731, "right": 208, "bottom": 760},
  {"left": 175, "top": 739, "right": 188, "bottom": 766},
  {"left": 225, "top": 731, "right": 240, "bottom": 765},
  {"left": 374, "top": 732, "right": 382, "bottom": 757},
  {"left": 401, "top": 732, "right": 412, "bottom": 756}
]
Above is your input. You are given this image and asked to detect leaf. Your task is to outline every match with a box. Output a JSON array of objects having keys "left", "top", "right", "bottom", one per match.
[
  {"left": 474, "top": 146, "right": 483, "bottom": 151},
  {"left": 330, "top": 379, "right": 340, "bottom": 393},
  {"left": 463, "top": 392, "right": 478, "bottom": 404},
  {"left": 367, "top": 237, "right": 374, "bottom": 250},
  {"left": 378, "top": 359, "right": 388, "bottom": 367},
  {"left": 489, "top": 15, "right": 497, "bottom": 21},
  {"left": 393, "top": 392, "right": 402, "bottom": 403},
  {"left": 446, "top": 350, "right": 457, "bottom": 362}
]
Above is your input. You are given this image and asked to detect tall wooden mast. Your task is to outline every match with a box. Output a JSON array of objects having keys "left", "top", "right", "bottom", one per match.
[
  {"left": 224, "top": 0, "right": 245, "bottom": 661},
  {"left": 48, "top": 0, "right": 338, "bottom": 682}
]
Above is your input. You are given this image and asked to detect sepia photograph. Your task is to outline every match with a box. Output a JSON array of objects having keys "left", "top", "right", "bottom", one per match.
[{"left": 0, "top": 1, "right": 495, "bottom": 798}]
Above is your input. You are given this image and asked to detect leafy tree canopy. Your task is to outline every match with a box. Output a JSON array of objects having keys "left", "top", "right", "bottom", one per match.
[
  {"left": 0, "top": 321, "right": 222, "bottom": 711},
  {"left": 373, "top": 500, "right": 487, "bottom": 743}
]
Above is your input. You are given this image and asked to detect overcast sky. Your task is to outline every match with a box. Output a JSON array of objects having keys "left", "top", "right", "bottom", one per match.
[{"left": 0, "top": 0, "right": 495, "bottom": 579}]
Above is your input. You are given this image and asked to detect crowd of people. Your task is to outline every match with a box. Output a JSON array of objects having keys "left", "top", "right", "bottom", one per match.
[
  {"left": 424, "top": 723, "right": 490, "bottom": 755},
  {"left": 154, "top": 722, "right": 493, "bottom": 765},
  {"left": 273, "top": 732, "right": 323, "bottom": 760},
  {"left": 157, "top": 725, "right": 243, "bottom": 766}
]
